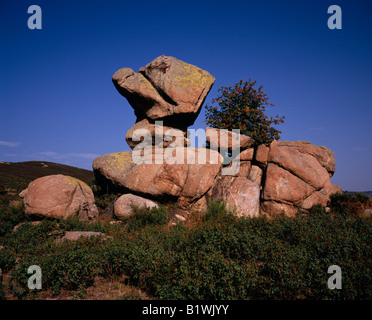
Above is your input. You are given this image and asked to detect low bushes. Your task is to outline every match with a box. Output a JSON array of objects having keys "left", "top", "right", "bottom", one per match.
[
  {"left": 126, "top": 205, "right": 170, "bottom": 231},
  {"left": 0, "top": 194, "right": 371, "bottom": 300},
  {"left": 329, "top": 192, "right": 372, "bottom": 217}
]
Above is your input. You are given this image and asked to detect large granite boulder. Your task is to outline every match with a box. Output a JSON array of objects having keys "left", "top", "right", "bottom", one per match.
[
  {"left": 19, "top": 175, "right": 98, "bottom": 220},
  {"left": 263, "top": 163, "right": 315, "bottom": 204},
  {"left": 267, "top": 140, "right": 331, "bottom": 189},
  {"left": 93, "top": 148, "right": 224, "bottom": 209}
]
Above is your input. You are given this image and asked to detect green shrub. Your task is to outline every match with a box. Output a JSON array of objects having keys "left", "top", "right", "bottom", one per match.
[
  {"left": 9, "top": 237, "right": 102, "bottom": 298},
  {"left": 95, "top": 193, "right": 119, "bottom": 210},
  {"left": 203, "top": 201, "right": 234, "bottom": 222},
  {"left": 308, "top": 203, "right": 328, "bottom": 216},
  {"left": 0, "top": 203, "right": 30, "bottom": 237},
  {"left": 126, "top": 206, "right": 170, "bottom": 231},
  {"left": 0, "top": 248, "right": 16, "bottom": 272}
]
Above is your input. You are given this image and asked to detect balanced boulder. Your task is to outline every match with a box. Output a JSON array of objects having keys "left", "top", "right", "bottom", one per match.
[{"left": 113, "top": 55, "right": 215, "bottom": 129}]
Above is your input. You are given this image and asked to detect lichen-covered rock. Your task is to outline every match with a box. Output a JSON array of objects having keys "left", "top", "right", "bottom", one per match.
[
  {"left": 92, "top": 151, "right": 136, "bottom": 191},
  {"left": 19, "top": 175, "right": 98, "bottom": 220},
  {"left": 139, "top": 55, "right": 215, "bottom": 117},
  {"left": 124, "top": 148, "right": 224, "bottom": 205},
  {"left": 57, "top": 231, "right": 109, "bottom": 243},
  {"left": 93, "top": 148, "right": 224, "bottom": 209}
]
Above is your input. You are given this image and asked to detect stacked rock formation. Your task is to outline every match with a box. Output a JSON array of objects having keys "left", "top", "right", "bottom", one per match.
[
  {"left": 94, "top": 55, "right": 224, "bottom": 211},
  {"left": 112, "top": 55, "right": 215, "bottom": 149},
  {"left": 92, "top": 55, "right": 341, "bottom": 218}
]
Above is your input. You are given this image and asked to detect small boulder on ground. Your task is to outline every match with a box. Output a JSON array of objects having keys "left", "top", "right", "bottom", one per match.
[
  {"left": 57, "top": 231, "right": 109, "bottom": 243},
  {"left": 114, "top": 193, "right": 159, "bottom": 220}
]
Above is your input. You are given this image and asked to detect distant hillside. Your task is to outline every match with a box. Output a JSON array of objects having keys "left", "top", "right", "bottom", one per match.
[
  {"left": 346, "top": 191, "right": 372, "bottom": 198},
  {"left": 0, "top": 161, "right": 94, "bottom": 206}
]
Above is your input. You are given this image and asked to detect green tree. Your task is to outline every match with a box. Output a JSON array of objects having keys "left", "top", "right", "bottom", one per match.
[{"left": 204, "top": 79, "right": 285, "bottom": 146}]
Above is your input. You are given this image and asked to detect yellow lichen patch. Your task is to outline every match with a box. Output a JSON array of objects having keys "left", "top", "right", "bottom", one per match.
[
  {"left": 174, "top": 63, "right": 215, "bottom": 88},
  {"left": 103, "top": 152, "right": 135, "bottom": 173},
  {"left": 64, "top": 175, "right": 91, "bottom": 191},
  {"left": 136, "top": 73, "right": 159, "bottom": 96}
]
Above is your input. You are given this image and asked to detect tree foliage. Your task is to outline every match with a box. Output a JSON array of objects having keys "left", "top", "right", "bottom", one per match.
[{"left": 205, "top": 79, "right": 285, "bottom": 146}]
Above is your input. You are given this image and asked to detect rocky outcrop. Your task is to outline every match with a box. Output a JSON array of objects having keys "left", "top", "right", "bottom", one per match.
[
  {"left": 92, "top": 56, "right": 342, "bottom": 219},
  {"left": 198, "top": 139, "right": 341, "bottom": 217},
  {"left": 15, "top": 56, "right": 342, "bottom": 223},
  {"left": 19, "top": 174, "right": 99, "bottom": 220},
  {"left": 260, "top": 141, "right": 341, "bottom": 216}
]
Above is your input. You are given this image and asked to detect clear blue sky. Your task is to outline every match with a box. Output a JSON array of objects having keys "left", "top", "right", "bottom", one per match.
[{"left": 1, "top": 0, "right": 371, "bottom": 191}]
